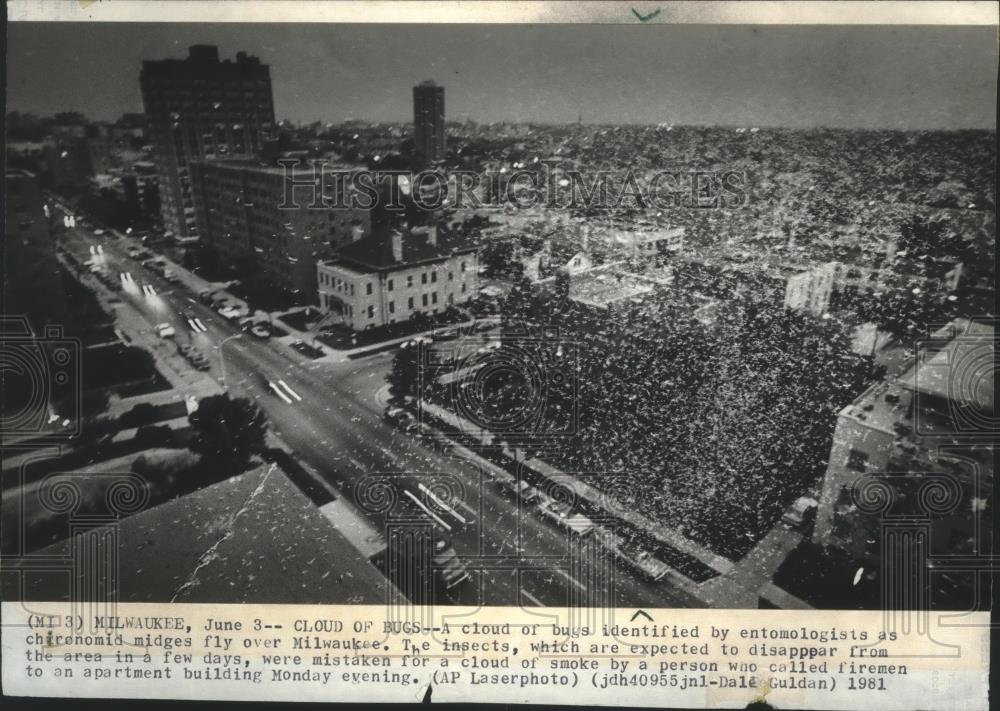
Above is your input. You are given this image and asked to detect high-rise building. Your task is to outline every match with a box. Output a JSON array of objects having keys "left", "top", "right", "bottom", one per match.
[
  {"left": 413, "top": 80, "right": 445, "bottom": 166},
  {"left": 139, "top": 45, "right": 276, "bottom": 240},
  {"left": 189, "top": 160, "right": 371, "bottom": 302}
]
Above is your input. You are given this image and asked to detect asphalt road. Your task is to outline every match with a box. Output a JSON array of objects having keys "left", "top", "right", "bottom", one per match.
[{"left": 59, "top": 217, "right": 701, "bottom": 611}]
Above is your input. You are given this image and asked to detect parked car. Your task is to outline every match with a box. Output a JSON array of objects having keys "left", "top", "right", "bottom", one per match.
[
  {"left": 162, "top": 269, "right": 180, "bottom": 284},
  {"left": 250, "top": 325, "right": 270, "bottom": 339},
  {"left": 218, "top": 305, "right": 248, "bottom": 321},
  {"left": 618, "top": 542, "right": 671, "bottom": 582},
  {"left": 154, "top": 323, "right": 176, "bottom": 339},
  {"left": 432, "top": 328, "right": 460, "bottom": 341},
  {"left": 431, "top": 538, "right": 471, "bottom": 589},
  {"left": 496, "top": 476, "right": 539, "bottom": 504},
  {"left": 384, "top": 406, "right": 417, "bottom": 433},
  {"left": 198, "top": 289, "right": 217, "bottom": 305},
  {"left": 782, "top": 496, "right": 819, "bottom": 530},
  {"left": 537, "top": 498, "right": 597, "bottom": 536}
]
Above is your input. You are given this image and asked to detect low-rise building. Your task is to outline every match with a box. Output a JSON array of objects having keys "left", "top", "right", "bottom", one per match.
[
  {"left": 316, "top": 224, "right": 479, "bottom": 330},
  {"left": 784, "top": 258, "right": 964, "bottom": 317}
]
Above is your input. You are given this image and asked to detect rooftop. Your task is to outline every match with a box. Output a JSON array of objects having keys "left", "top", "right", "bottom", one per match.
[
  {"left": 331, "top": 225, "right": 477, "bottom": 273},
  {"left": 841, "top": 318, "right": 995, "bottom": 439},
  {"left": 563, "top": 264, "right": 654, "bottom": 309},
  {"left": 7, "top": 464, "right": 394, "bottom": 603}
]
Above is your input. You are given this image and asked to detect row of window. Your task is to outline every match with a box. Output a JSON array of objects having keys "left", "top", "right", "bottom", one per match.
[{"left": 320, "top": 267, "right": 471, "bottom": 298}]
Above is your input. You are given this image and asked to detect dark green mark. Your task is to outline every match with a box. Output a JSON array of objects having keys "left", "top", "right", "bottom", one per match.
[{"left": 631, "top": 7, "right": 662, "bottom": 22}]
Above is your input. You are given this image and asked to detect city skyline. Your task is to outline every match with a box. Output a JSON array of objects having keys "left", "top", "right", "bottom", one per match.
[{"left": 6, "top": 22, "right": 998, "bottom": 130}]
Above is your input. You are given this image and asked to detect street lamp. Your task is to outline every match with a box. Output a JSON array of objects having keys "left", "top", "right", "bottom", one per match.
[{"left": 217, "top": 333, "right": 243, "bottom": 389}]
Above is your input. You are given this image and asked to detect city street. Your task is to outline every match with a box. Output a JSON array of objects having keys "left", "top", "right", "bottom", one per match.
[{"left": 57, "top": 215, "right": 701, "bottom": 611}]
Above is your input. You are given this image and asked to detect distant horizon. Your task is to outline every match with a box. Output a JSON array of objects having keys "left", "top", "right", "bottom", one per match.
[
  {"left": 9, "top": 112, "right": 997, "bottom": 135},
  {"left": 6, "top": 23, "right": 997, "bottom": 130}
]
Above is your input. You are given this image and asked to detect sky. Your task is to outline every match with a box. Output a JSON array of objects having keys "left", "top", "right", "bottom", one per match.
[{"left": 6, "top": 22, "right": 997, "bottom": 129}]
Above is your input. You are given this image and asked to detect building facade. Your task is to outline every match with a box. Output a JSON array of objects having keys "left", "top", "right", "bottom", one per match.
[
  {"left": 140, "top": 45, "right": 276, "bottom": 240},
  {"left": 413, "top": 80, "right": 445, "bottom": 166},
  {"left": 190, "top": 160, "right": 371, "bottom": 302},
  {"left": 317, "top": 226, "right": 479, "bottom": 331}
]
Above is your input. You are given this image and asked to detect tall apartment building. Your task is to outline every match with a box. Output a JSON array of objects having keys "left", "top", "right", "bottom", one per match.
[
  {"left": 317, "top": 225, "right": 479, "bottom": 331},
  {"left": 813, "top": 318, "right": 994, "bottom": 597},
  {"left": 413, "top": 80, "right": 445, "bottom": 167},
  {"left": 190, "top": 160, "right": 370, "bottom": 301},
  {"left": 139, "top": 45, "right": 275, "bottom": 239}
]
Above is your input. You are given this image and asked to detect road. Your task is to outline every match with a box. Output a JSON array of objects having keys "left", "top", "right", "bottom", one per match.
[{"left": 57, "top": 211, "right": 702, "bottom": 611}]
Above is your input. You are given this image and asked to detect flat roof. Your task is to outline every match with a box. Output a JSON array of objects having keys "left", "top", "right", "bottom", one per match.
[
  {"left": 6, "top": 464, "right": 395, "bottom": 604},
  {"left": 901, "top": 319, "right": 994, "bottom": 409}
]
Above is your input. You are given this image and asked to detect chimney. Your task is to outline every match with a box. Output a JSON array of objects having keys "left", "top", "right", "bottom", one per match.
[
  {"left": 427, "top": 225, "right": 437, "bottom": 247},
  {"left": 351, "top": 224, "right": 364, "bottom": 242},
  {"left": 391, "top": 230, "right": 404, "bottom": 262}
]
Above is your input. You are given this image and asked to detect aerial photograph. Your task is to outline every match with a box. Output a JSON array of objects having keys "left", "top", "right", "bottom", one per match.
[{"left": 2, "top": 21, "right": 995, "bottom": 613}]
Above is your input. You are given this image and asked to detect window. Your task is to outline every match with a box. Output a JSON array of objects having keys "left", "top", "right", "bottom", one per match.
[
  {"left": 408, "top": 297, "right": 414, "bottom": 309},
  {"left": 389, "top": 301, "right": 395, "bottom": 314},
  {"left": 407, "top": 275, "right": 413, "bottom": 288},
  {"left": 461, "top": 261, "right": 466, "bottom": 272},
  {"left": 847, "top": 448, "right": 869, "bottom": 472},
  {"left": 421, "top": 273, "right": 428, "bottom": 285},
  {"left": 387, "top": 279, "right": 394, "bottom": 291},
  {"left": 366, "top": 283, "right": 373, "bottom": 296},
  {"left": 431, "top": 271, "right": 437, "bottom": 283},
  {"left": 350, "top": 284, "right": 355, "bottom": 296},
  {"left": 431, "top": 292, "right": 437, "bottom": 304},
  {"left": 448, "top": 272, "right": 454, "bottom": 281},
  {"left": 461, "top": 283, "right": 466, "bottom": 293},
  {"left": 422, "top": 294, "right": 428, "bottom": 307},
  {"left": 367, "top": 305, "right": 374, "bottom": 318}
]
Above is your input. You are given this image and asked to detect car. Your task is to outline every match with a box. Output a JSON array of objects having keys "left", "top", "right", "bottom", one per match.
[
  {"left": 93, "top": 229, "right": 105, "bottom": 236},
  {"left": 431, "top": 538, "right": 471, "bottom": 589},
  {"left": 198, "top": 289, "right": 217, "bottom": 305},
  {"left": 384, "top": 406, "right": 417, "bottom": 432},
  {"left": 618, "top": 543, "right": 671, "bottom": 582},
  {"left": 154, "top": 323, "right": 176, "bottom": 338},
  {"left": 432, "top": 328, "right": 460, "bottom": 341},
  {"left": 217, "top": 305, "right": 244, "bottom": 320},
  {"left": 538, "top": 498, "right": 596, "bottom": 536},
  {"left": 496, "top": 476, "right": 539, "bottom": 504},
  {"left": 250, "top": 325, "right": 270, "bottom": 339},
  {"left": 126, "top": 247, "right": 142, "bottom": 258},
  {"left": 782, "top": 496, "right": 819, "bottom": 529},
  {"left": 162, "top": 269, "right": 180, "bottom": 284}
]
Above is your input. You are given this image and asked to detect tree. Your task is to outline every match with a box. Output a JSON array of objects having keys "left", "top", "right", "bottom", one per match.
[
  {"left": 188, "top": 394, "right": 267, "bottom": 472},
  {"left": 387, "top": 341, "right": 420, "bottom": 401}
]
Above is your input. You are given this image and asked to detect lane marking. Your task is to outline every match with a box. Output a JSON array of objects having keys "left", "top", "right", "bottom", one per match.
[
  {"left": 556, "top": 569, "right": 586, "bottom": 591},
  {"left": 520, "top": 588, "right": 544, "bottom": 607},
  {"left": 402, "top": 489, "right": 452, "bottom": 532},
  {"left": 268, "top": 381, "right": 294, "bottom": 404},
  {"left": 277, "top": 379, "right": 303, "bottom": 401},
  {"left": 417, "top": 482, "right": 469, "bottom": 525}
]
